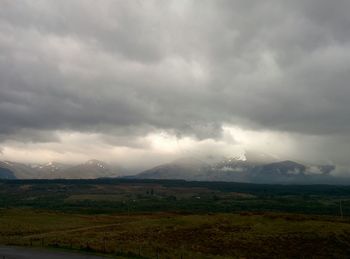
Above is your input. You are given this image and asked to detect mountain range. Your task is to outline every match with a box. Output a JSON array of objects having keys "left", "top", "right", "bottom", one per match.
[
  {"left": 0, "top": 159, "right": 124, "bottom": 179},
  {"left": 0, "top": 156, "right": 343, "bottom": 184},
  {"left": 135, "top": 157, "right": 339, "bottom": 184}
]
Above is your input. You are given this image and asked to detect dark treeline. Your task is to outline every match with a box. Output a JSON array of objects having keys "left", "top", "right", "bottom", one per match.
[{"left": 2, "top": 178, "right": 350, "bottom": 196}]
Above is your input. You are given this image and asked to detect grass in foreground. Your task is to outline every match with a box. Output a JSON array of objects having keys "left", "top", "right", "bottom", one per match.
[{"left": 1, "top": 209, "right": 350, "bottom": 258}]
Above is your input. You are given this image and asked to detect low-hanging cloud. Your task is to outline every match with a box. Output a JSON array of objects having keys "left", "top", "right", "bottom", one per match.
[{"left": 1, "top": 0, "right": 350, "bottom": 167}]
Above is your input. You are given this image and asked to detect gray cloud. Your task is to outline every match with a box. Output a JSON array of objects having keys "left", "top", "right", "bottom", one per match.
[{"left": 0, "top": 0, "right": 350, "bottom": 166}]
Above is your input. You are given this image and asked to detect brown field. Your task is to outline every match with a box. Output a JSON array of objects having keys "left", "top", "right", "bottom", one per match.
[{"left": 1, "top": 209, "right": 350, "bottom": 258}]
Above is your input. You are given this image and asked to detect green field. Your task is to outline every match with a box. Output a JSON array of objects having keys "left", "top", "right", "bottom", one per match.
[{"left": 1, "top": 179, "right": 350, "bottom": 258}]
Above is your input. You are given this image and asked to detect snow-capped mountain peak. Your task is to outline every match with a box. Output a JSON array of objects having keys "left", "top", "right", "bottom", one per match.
[{"left": 84, "top": 159, "right": 108, "bottom": 169}]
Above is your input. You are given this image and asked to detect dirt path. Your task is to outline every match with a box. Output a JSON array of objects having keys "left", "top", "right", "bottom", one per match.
[{"left": 23, "top": 223, "right": 123, "bottom": 239}]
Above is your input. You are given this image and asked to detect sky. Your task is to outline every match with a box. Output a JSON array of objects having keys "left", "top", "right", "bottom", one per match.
[{"left": 1, "top": 0, "right": 350, "bottom": 170}]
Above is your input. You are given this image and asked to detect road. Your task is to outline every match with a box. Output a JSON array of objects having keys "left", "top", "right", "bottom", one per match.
[{"left": 0, "top": 246, "right": 107, "bottom": 259}]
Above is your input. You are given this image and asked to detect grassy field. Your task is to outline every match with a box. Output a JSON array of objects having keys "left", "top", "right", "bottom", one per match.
[
  {"left": 1, "top": 209, "right": 350, "bottom": 258},
  {"left": 1, "top": 179, "right": 350, "bottom": 258}
]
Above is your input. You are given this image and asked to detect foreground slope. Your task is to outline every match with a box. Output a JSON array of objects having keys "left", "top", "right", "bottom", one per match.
[{"left": 1, "top": 209, "right": 350, "bottom": 258}]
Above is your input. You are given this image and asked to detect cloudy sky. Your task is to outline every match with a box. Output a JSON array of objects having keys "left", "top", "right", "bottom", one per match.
[{"left": 1, "top": 0, "right": 350, "bottom": 169}]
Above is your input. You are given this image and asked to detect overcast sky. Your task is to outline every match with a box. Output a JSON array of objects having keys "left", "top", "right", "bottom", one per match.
[{"left": 1, "top": 0, "right": 350, "bottom": 169}]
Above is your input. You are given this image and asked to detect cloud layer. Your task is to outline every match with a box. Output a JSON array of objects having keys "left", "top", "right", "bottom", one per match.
[{"left": 1, "top": 1, "right": 350, "bottom": 168}]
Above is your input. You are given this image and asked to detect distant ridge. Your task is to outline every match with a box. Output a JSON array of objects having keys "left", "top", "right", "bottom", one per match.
[
  {"left": 135, "top": 157, "right": 337, "bottom": 184},
  {"left": 0, "top": 156, "right": 339, "bottom": 184},
  {"left": 0, "top": 159, "right": 124, "bottom": 179}
]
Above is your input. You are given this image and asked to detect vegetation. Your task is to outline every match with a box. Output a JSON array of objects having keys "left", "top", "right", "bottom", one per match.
[
  {"left": 1, "top": 179, "right": 350, "bottom": 258},
  {"left": 1, "top": 209, "right": 350, "bottom": 258},
  {"left": 1, "top": 178, "right": 350, "bottom": 215}
]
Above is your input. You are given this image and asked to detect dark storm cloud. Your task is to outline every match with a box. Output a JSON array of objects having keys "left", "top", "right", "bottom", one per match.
[{"left": 0, "top": 0, "right": 350, "bottom": 157}]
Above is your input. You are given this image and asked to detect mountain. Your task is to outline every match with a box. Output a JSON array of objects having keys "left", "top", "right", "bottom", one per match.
[
  {"left": 0, "top": 159, "right": 124, "bottom": 179},
  {"left": 58, "top": 159, "right": 119, "bottom": 179},
  {"left": 208, "top": 157, "right": 260, "bottom": 182},
  {"left": 136, "top": 156, "right": 250, "bottom": 181},
  {"left": 137, "top": 157, "right": 209, "bottom": 180},
  {"left": 135, "top": 157, "right": 337, "bottom": 184},
  {"left": 0, "top": 157, "right": 338, "bottom": 183},
  {"left": 0, "top": 162, "right": 16, "bottom": 179},
  {"left": 250, "top": 161, "right": 338, "bottom": 184},
  {"left": 250, "top": 160, "right": 308, "bottom": 183},
  {"left": 33, "top": 162, "right": 70, "bottom": 178},
  {"left": 137, "top": 156, "right": 265, "bottom": 182},
  {"left": 0, "top": 161, "right": 38, "bottom": 179}
]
